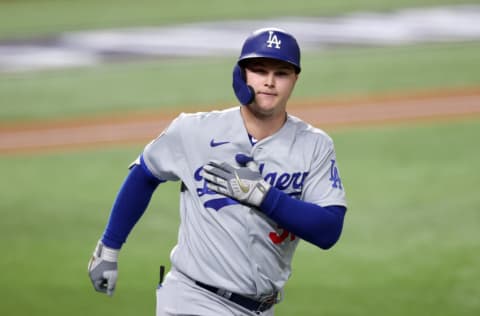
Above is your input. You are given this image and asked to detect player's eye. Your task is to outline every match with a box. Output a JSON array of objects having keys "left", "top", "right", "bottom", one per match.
[
  {"left": 249, "top": 67, "right": 267, "bottom": 74},
  {"left": 275, "top": 70, "right": 289, "bottom": 76}
]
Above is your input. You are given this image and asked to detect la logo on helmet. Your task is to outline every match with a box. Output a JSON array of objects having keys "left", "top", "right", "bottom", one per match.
[{"left": 266, "top": 31, "right": 282, "bottom": 49}]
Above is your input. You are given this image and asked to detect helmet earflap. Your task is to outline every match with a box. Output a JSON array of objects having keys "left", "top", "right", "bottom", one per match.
[{"left": 232, "top": 64, "right": 255, "bottom": 105}]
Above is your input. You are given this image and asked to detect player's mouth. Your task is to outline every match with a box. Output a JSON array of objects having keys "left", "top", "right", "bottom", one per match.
[{"left": 257, "top": 91, "right": 277, "bottom": 96}]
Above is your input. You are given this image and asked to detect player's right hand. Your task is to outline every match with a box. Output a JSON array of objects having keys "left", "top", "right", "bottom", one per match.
[
  {"left": 88, "top": 240, "right": 119, "bottom": 296},
  {"left": 202, "top": 154, "right": 271, "bottom": 207}
]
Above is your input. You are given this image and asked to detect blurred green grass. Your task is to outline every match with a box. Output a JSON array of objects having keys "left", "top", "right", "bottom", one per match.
[
  {"left": 2, "top": 41, "right": 480, "bottom": 122},
  {"left": 0, "top": 0, "right": 475, "bottom": 40},
  {"left": 1, "top": 119, "right": 479, "bottom": 316}
]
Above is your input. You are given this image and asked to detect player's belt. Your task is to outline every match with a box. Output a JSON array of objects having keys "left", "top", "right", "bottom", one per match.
[{"left": 195, "top": 281, "right": 277, "bottom": 312}]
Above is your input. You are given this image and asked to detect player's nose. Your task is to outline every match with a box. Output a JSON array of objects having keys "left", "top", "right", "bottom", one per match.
[{"left": 264, "top": 71, "right": 275, "bottom": 87}]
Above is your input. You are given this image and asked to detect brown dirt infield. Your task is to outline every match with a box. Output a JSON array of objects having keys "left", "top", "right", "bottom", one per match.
[{"left": 1, "top": 87, "right": 480, "bottom": 155}]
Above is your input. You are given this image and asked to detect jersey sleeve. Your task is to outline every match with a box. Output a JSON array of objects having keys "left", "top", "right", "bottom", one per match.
[
  {"left": 301, "top": 134, "right": 347, "bottom": 208},
  {"left": 141, "top": 113, "right": 187, "bottom": 181}
]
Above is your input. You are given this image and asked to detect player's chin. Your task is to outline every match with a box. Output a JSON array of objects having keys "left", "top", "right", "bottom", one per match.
[
  {"left": 252, "top": 97, "right": 278, "bottom": 112},
  {"left": 249, "top": 105, "right": 282, "bottom": 119},
  {"left": 249, "top": 102, "right": 276, "bottom": 115}
]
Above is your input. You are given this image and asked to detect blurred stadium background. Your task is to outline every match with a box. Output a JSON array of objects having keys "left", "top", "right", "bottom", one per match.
[{"left": 1, "top": 1, "right": 479, "bottom": 315}]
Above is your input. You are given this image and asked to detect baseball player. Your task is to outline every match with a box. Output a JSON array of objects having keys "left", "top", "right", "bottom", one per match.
[{"left": 88, "top": 27, "right": 347, "bottom": 315}]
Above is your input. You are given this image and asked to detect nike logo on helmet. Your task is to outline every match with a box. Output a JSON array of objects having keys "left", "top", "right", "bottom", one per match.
[{"left": 210, "top": 139, "right": 230, "bottom": 147}]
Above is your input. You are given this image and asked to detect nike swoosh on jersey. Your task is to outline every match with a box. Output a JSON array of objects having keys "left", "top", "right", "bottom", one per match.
[{"left": 210, "top": 139, "right": 230, "bottom": 147}]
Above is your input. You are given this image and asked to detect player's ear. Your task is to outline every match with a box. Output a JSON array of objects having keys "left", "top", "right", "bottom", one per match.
[
  {"left": 294, "top": 72, "right": 299, "bottom": 83},
  {"left": 232, "top": 64, "right": 254, "bottom": 105}
]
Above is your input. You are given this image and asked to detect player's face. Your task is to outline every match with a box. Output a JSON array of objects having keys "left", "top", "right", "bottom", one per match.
[{"left": 244, "top": 58, "right": 298, "bottom": 117}]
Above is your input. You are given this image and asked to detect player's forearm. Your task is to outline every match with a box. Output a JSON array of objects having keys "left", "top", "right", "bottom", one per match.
[
  {"left": 260, "top": 187, "right": 346, "bottom": 249},
  {"left": 101, "top": 163, "right": 162, "bottom": 249}
]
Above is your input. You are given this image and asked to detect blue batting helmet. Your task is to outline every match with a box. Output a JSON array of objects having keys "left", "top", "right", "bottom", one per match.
[
  {"left": 232, "top": 28, "right": 301, "bottom": 105},
  {"left": 238, "top": 28, "right": 301, "bottom": 73}
]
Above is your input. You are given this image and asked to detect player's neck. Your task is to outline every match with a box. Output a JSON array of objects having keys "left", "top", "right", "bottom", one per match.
[{"left": 240, "top": 106, "right": 287, "bottom": 141}]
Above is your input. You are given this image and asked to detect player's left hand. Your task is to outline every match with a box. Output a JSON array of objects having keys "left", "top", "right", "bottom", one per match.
[
  {"left": 88, "top": 240, "right": 119, "bottom": 296},
  {"left": 202, "top": 154, "right": 271, "bottom": 207}
]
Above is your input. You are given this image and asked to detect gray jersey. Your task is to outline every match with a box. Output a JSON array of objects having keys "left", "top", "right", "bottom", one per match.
[{"left": 142, "top": 106, "right": 347, "bottom": 297}]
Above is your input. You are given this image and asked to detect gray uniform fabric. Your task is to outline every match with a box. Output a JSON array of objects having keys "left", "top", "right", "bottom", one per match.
[{"left": 142, "top": 106, "right": 347, "bottom": 313}]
